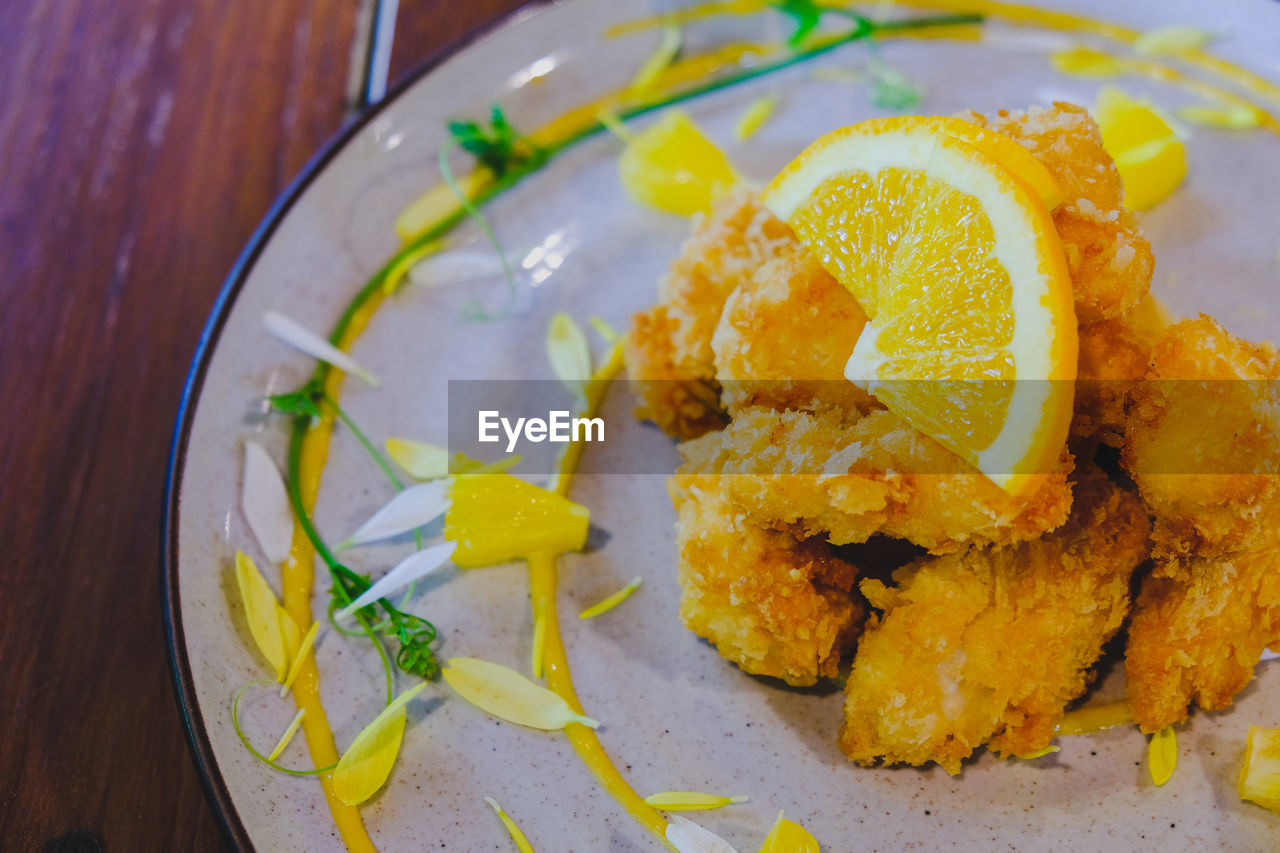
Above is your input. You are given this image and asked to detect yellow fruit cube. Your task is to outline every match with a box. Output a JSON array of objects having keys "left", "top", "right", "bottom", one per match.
[
  {"left": 619, "top": 109, "right": 740, "bottom": 216},
  {"left": 1240, "top": 725, "right": 1280, "bottom": 813}
]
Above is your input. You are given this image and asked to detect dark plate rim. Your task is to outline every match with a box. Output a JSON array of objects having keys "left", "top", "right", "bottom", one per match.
[{"left": 160, "top": 3, "right": 546, "bottom": 849}]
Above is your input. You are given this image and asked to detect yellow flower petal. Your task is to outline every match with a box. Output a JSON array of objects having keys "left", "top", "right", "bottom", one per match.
[
  {"left": 734, "top": 93, "right": 780, "bottom": 142},
  {"left": 1148, "top": 726, "right": 1177, "bottom": 787},
  {"left": 279, "top": 620, "right": 320, "bottom": 697},
  {"left": 644, "top": 791, "right": 749, "bottom": 811},
  {"left": 1133, "top": 25, "right": 1212, "bottom": 57},
  {"left": 630, "top": 22, "right": 682, "bottom": 94},
  {"left": 442, "top": 657, "right": 598, "bottom": 730},
  {"left": 579, "top": 576, "right": 644, "bottom": 619},
  {"left": 1239, "top": 725, "right": 1280, "bottom": 813},
  {"left": 266, "top": 708, "right": 307, "bottom": 761},
  {"left": 1016, "top": 745, "right": 1060, "bottom": 760},
  {"left": 385, "top": 437, "right": 450, "bottom": 480},
  {"left": 760, "top": 811, "right": 819, "bottom": 852},
  {"left": 485, "top": 797, "right": 536, "bottom": 853},
  {"left": 547, "top": 313, "right": 592, "bottom": 400},
  {"left": 445, "top": 472, "right": 589, "bottom": 567},
  {"left": 234, "top": 551, "right": 289, "bottom": 680},
  {"left": 332, "top": 682, "right": 427, "bottom": 806},
  {"left": 1176, "top": 102, "right": 1261, "bottom": 130},
  {"left": 1050, "top": 46, "right": 1125, "bottom": 77}
]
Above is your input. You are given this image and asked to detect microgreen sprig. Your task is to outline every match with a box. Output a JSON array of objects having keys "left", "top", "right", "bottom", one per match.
[
  {"left": 268, "top": 382, "right": 442, "bottom": 685},
  {"left": 770, "top": 0, "right": 873, "bottom": 47},
  {"left": 447, "top": 105, "right": 546, "bottom": 178}
]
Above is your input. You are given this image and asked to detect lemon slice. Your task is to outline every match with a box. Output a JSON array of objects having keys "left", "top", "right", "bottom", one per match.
[
  {"left": 1095, "top": 86, "right": 1187, "bottom": 211},
  {"left": 762, "top": 118, "right": 1077, "bottom": 493}
]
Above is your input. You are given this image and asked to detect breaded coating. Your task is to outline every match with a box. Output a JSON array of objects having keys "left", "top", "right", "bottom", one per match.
[
  {"left": 1122, "top": 315, "right": 1280, "bottom": 556},
  {"left": 711, "top": 249, "right": 874, "bottom": 417},
  {"left": 1073, "top": 312, "right": 1156, "bottom": 442},
  {"left": 1126, "top": 544, "right": 1280, "bottom": 732},
  {"left": 1122, "top": 315, "right": 1280, "bottom": 730},
  {"left": 961, "top": 102, "right": 1155, "bottom": 321},
  {"left": 840, "top": 472, "right": 1151, "bottom": 774},
  {"left": 624, "top": 189, "right": 797, "bottom": 438},
  {"left": 691, "top": 405, "right": 1074, "bottom": 554},
  {"left": 670, "top": 435, "right": 864, "bottom": 686}
]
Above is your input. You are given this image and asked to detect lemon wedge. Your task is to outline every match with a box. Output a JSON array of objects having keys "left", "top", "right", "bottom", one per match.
[
  {"left": 1095, "top": 86, "right": 1187, "bottom": 211},
  {"left": 762, "top": 117, "right": 1077, "bottom": 494},
  {"left": 619, "top": 109, "right": 740, "bottom": 216}
]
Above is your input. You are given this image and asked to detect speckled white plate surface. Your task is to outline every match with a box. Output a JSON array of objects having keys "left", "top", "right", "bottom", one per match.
[{"left": 165, "top": 1, "right": 1280, "bottom": 849}]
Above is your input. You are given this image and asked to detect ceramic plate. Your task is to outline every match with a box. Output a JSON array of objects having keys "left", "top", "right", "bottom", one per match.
[{"left": 164, "top": 0, "right": 1280, "bottom": 849}]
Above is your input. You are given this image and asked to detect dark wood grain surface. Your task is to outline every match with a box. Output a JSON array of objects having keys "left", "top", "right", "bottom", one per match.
[{"left": 0, "top": 2, "right": 524, "bottom": 849}]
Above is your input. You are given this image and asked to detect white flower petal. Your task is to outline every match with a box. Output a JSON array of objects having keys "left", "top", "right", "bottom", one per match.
[
  {"left": 343, "top": 480, "right": 450, "bottom": 547},
  {"left": 385, "top": 437, "right": 450, "bottom": 480},
  {"left": 408, "top": 250, "right": 515, "bottom": 289},
  {"left": 263, "top": 311, "right": 378, "bottom": 386},
  {"left": 335, "top": 541, "right": 457, "bottom": 619},
  {"left": 242, "top": 441, "right": 295, "bottom": 563},
  {"left": 1262, "top": 648, "right": 1278, "bottom": 662},
  {"left": 665, "top": 816, "right": 740, "bottom": 853},
  {"left": 546, "top": 312, "right": 591, "bottom": 399}
]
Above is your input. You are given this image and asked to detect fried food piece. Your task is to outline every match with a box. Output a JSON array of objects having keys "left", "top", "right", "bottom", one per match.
[
  {"left": 691, "top": 405, "right": 1074, "bottom": 554},
  {"left": 840, "top": 472, "right": 1151, "bottom": 773},
  {"left": 670, "top": 436, "right": 864, "bottom": 686},
  {"left": 1121, "top": 315, "right": 1280, "bottom": 730},
  {"left": 1122, "top": 315, "right": 1280, "bottom": 556},
  {"left": 624, "top": 188, "right": 797, "bottom": 438},
  {"left": 961, "top": 102, "right": 1155, "bottom": 321},
  {"left": 711, "top": 249, "right": 874, "bottom": 416},
  {"left": 1073, "top": 312, "right": 1155, "bottom": 442},
  {"left": 1126, "top": 544, "right": 1280, "bottom": 732}
]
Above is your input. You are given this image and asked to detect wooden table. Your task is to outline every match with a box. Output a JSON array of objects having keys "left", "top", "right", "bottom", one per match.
[{"left": 0, "top": 2, "right": 523, "bottom": 848}]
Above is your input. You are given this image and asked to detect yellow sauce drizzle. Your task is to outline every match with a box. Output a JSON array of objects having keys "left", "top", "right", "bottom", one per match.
[
  {"left": 1056, "top": 700, "right": 1134, "bottom": 737},
  {"left": 527, "top": 346, "right": 674, "bottom": 848},
  {"left": 282, "top": 292, "right": 386, "bottom": 853},
  {"left": 615, "top": 0, "right": 1280, "bottom": 135}
]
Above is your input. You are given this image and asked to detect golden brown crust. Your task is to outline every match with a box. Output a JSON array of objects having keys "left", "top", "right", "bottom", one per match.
[
  {"left": 670, "top": 442, "right": 865, "bottom": 686},
  {"left": 960, "top": 102, "right": 1155, "bottom": 321},
  {"left": 712, "top": 250, "right": 874, "bottom": 417},
  {"left": 623, "top": 188, "right": 797, "bottom": 438},
  {"left": 1126, "top": 545, "right": 1280, "bottom": 732},
  {"left": 840, "top": 472, "right": 1151, "bottom": 773},
  {"left": 1072, "top": 314, "right": 1156, "bottom": 443},
  {"left": 1122, "top": 315, "right": 1280, "bottom": 730},
  {"left": 688, "top": 405, "right": 1074, "bottom": 554},
  {"left": 1122, "top": 315, "right": 1280, "bottom": 556}
]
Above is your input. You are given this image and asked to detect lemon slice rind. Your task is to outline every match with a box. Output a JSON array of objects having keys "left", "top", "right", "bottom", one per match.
[{"left": 763, "top": 124, "right": 1076, "bottom": 493}]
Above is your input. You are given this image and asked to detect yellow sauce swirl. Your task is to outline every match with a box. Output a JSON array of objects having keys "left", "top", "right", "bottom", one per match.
[{"left": 282, "top": 292, "right": 386, "bottom": 853}]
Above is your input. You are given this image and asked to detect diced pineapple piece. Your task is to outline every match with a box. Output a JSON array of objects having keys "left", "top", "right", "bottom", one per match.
[
  {"left": 444, "top": 472, "right": 589, "bottom": 567},
  {"left": 1240, "top": 725, "right": 1280, "bottom": 813},
  {"left": 618, "top": 109, "right": 740, "bottom": 216}
]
